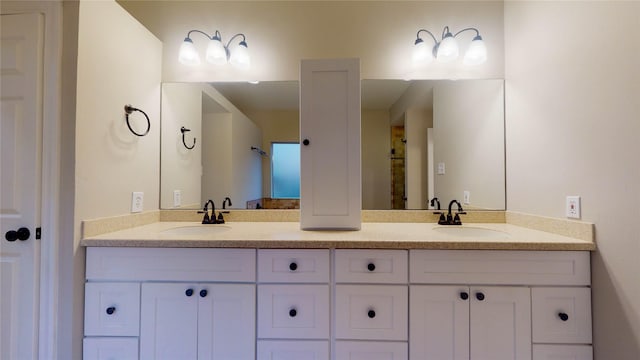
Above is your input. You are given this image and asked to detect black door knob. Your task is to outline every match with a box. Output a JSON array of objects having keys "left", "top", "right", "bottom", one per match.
[
  {"left": 17, "top": 227, "right": 30, "bottom": 241},
  {"left": 368, "top": 309, "right": 376, "bottom": 318},
  {"left": 5, "top": 230, "right": 18, "bottom": 242},
  {"left": 185, "top": 288, "right": 194, "bottom": 297},
  {"left": 106, "top": 306, "right": 116, "bottom": 315},
  {"left": 558, "top": 312, "right": 569, "bottom": 321},
  {"left": 460, "top": 292, "right": 469, "bottom": 300},
  {"left": 367, "top": 263, "right": 376, "bottom": 272},
  {"left": 302, "top": 139, "right": 310, "bottom": 146},
  {"left": 475, "top": 292, "right": 485, "bottom": 301},
  {"left": 289, "top": 308, "right": 297, "bottom": 317},
  {"left": 289, "top": 262, "right": 298, "bottom": 271},
  {"left": 200, "top": 289, "right": 208, "bottom": 298}
]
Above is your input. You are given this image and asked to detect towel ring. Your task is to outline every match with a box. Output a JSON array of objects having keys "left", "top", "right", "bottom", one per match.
[
  {"left": 181, "top": 126, "right": 196, "bottom": 149},
  {"left": 124, "top": 104, "right": 150, "bottom": 137}
]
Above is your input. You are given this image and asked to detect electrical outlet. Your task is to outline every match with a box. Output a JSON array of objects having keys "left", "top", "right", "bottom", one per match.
[
  {"left": 463, "top": 191, "right": 470, "bottom": 205},
  {"left": 131, "top": 192, "right": 144, "bottom": 213},
  {"left": 173, "top": 190, "right": 182, "bottom": 207},
  {"left": 437, "top": 162, "right": 446, "bottom": 175},
  {"left": 566, "top": 196, "right": 581, "bottom": 219}
]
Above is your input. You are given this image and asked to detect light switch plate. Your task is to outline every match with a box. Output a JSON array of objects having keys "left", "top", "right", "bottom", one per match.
[
  {"left": 463, "top": 191, "right": 470, "bottom": 205},
  {"left": 566, "top": 196, "right": 581, "bottom": 219},
  {"left": 131, "top": 192, "right": 143, "bottom": 213},
  {"left": 173, "top": 190, "right": 182, "bottom": 207}
]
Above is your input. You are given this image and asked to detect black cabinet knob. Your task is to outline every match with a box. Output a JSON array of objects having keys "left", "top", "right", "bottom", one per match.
[
  {"left": 302, "top": 139, "right": 310, "bottom": 146},
  {"left": 185, "top": 288, "right": 194, "bottom": 297},
  {"left": 289, "top": 262, "right": 298, "bottom": 271},
  {"left": 475, "top": 292, "right": 485, "bottom": 301},
  {"left": 200, "top": 289, "right": 208, "bottom": 298},
  {"left": 368, "top": 309, "right": 376, "bottom": 318},
  {"left": 460, "top": 292, "right": 469, "bottom": 300},
  {"left": 106, "top": 307, "right": 116, "bottom": 315},
  {"left": 367, "top": 263, "right": 376, "bottom": 272},
  {"left": 558, "top": 312, "right": 569, "bottom": 321},
  {"left": 5, "top": 227, "right": 30, "bottom": 242},
  {"left": 289, "top": 308, "right": 297, "bottom": 317}
]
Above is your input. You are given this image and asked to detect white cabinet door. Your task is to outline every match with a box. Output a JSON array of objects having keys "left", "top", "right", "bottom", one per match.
[
  {"left": 140, "top": 283, "right": 199, "bottom": 360},
  {"left": 83, "top": 337, "right": 139, "bottom": 360},
  {"left": 470, "top": 286, "right": 531, "bottom": 360},
  {"left": 257, "top": 340, "right": 329, "bottom": 360},
  {"left": 299, "top": 58, "right": 361, "bottom": 230},
  {"left": 197, "top": 284, "right": 255, "bottom": 360},
  {"left": 533, "top": 345, "right": 593, "bottom": 360},
  {"left": 409, "top": 285, "right": 470, "bottom": 360},
  {"left": 335, "top": 341, "right": 407, "bottom": 360}
]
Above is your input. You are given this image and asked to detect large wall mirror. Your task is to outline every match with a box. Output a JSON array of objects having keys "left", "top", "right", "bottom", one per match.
[{"left": 160, "top": 79, "right": 505, "bottom": 211}]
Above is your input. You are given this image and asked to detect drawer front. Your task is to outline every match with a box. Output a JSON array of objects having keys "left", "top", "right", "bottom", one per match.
[
  {"left": 258, "top": 285, "right": 330, "bottom": 339},
  {"left": 257, "top": 340, "right": 329, "bottom": 360},
  {"left": 258, "top": 249, "right": 330, "bottom": 283},
  {"left": 84, "top": 282, "right": 140, "bottom": 336},
  {"left": 83, "top": 337, "right": 139, "bottom": 360},
  {"left": 533, "top": 345, "right": 593, "bottom": 360},
  {"left": 532, "top": 287, "right": 592, "bottom": 344},
  {"left": 335, "top": 341, "right": 407, "bottom": 360},
  {"left": 335, "top": 249, "right": 408, "bottom": 284},
  {"left": 335, "top": 285, "right": 408, "bottom": 341},
  {"left": 410, "top": 250, "right": 590, "bottom": 285},
  {"left": 86, "top": 247, "right": 256, "bottom": 282}
]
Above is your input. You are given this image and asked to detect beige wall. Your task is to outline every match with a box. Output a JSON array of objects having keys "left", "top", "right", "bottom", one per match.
[
  {"left": 117, "top": 0, "right": 505, "bottom": 82},
  {"left": 362, "top": 110, "right": 392, "bottom": 209},
  {"left": 504, "top": 2, "right": 640, "bottom": 358},
  {"left": 160, "top": 83, "right": 202, "bottom": 208},
  {"left": 433, "top": 79, "right": 505, "bottom": 210},
  {"left": 405, "top": 108, "right": 432, "bottom": 209},
  {"left": 202, "top": 112, "right": 232, "bottom": 205}
]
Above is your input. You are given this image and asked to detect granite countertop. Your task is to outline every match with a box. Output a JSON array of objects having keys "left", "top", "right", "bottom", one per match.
[{"left": 80, "top": 221, "right": 595, "bottom": 251}]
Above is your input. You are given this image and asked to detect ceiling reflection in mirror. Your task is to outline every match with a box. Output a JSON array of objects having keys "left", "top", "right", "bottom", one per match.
[{"left": 160, "top": 79, "right": 505, "bottom": 211}]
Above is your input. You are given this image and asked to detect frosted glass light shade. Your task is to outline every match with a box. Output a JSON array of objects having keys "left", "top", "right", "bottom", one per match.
[
  {"left": 412, "top": 39, "right": 433, "bottom": 64},
  {"left": 178, "top": 38, "right": 200, "bottom": 65},
  {"left": 463, "top": 37, "right": 487, "bottom": 65},
  {"left": 436, "top": 35, "right": 459, "bottom": 63},
  {"left": 229, "top": 41, "right": 250, "bottom": 69},
  {"left": 205, "top": 38, "right": 227, "bottom": 65}
]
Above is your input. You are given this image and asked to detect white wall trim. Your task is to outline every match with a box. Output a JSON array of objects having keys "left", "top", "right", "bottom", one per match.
[{"left": 1, "top": 1, "right": 63, "bottom": 358}]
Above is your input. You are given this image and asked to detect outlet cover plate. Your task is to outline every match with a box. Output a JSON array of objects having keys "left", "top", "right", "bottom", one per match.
[
  {"left": 173, "top": 190, "right": 182, "bottom": 207},
  {"left": 566, "top": 196, "right": 581, "bottom": 219},
  {"left": 131, "top": 192, "right": 144, "bottom": 213},
  {"left": 463, "top": 191, "right": 470, "bottom": 205}
]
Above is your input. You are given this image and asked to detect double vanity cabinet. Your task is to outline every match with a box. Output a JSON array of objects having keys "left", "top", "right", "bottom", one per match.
[{"left": 83, "top": 244, "right": 593, "bottom": 360}]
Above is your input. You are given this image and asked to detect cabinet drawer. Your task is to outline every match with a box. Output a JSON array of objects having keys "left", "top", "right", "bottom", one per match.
[
  {"left": 86, "top": 247, "right": 256, "bottom": 282},
  {"left": 533, "top": 345, "right": 593, "bottom": 360},
  {"left": 257, "top": 340, "right": 329, "bottom": 360},
  {"left": 335, "top": 249, "right": 407, "bottom": 284},
  {"left": 257, "top": 285, "right": 330, "bottom": 339},
  {"left": 335, "top": 341, "right": 407, "bottom": 360},
  {"left": 83, "top": 337, "right": 139, "bottom": 360},
  {"left": 258, "top": 249, "right": 330, "bottom": 283},
  {"left": 335, "top": 285, "right": 408, "bottom": 341},
  {"left": 532, "top": 287, "right": 592, "bottom": 344},
  {"left": 84, "top": 283, "right": 140, "bottom": 336},
  {"left": 410, "top": 250, "right": 590, "bottom": 285}
]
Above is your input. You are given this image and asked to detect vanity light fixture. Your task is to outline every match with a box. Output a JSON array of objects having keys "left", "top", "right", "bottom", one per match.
[
  {"left": 412, "top": 26, "right": 487, "bottom": 65},
  {"left": 179, "top": 30, "right": 250, "bottom": 68}
]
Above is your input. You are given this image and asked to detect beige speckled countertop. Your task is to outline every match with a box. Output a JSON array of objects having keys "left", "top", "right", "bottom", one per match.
[{"left": 80, "top": 221, "right": 595, "bottom": 251}]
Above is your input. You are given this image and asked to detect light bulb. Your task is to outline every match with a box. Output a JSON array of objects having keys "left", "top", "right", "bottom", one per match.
[
  {"left": 205, "top": 37, "right": 227, "bottom": 65},
  {"left": 229, "top": 41, "right": 250, "bottom": 69},
  {"left": 463, "top": 36, "right": 487, "bottom": 65},
  {"left": 178, "top": 38, "right": 200, "bottom": 65},
  {"left": 436, "top": 34, "right": 459, "bottom": 63},
  {"left": 412, "top": 38, "right": 433, "bottom": 64}
]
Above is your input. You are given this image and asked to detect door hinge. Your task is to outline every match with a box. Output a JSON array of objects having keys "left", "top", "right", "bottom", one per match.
[{"left": 36, "top": 227, "right": 41, "bottom": 240}]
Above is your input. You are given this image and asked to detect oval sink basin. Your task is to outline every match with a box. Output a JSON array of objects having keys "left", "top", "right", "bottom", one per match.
[
  {"left": 432, "top": 226, "right": 510, "bottom": 239},
  {"left": 160, "top": 225, "right": 232, "bottom": 236}
]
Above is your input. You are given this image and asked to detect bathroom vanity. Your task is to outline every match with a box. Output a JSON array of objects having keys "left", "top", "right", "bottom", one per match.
[{"left": 81, "top": 220, "right": 594, "bottom": 360}]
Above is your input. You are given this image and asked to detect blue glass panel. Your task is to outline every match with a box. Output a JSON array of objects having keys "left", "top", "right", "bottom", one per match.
[{"left": 272, "top": 143, "right": 300, "bottom": 198}]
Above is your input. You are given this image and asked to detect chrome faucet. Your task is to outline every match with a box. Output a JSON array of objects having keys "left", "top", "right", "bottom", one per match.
[{"left": 438, "top": 199, "right": 467, "bottom": 225}]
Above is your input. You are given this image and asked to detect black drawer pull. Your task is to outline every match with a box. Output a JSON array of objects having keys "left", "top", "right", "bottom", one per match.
[
  {"left": 368, "top": 309, "right": 376, "bottom": 318},
  {"left": 289, "top": 262, "right": 298, "bottom": 271},
  {"left": 289, "top": 308, "right": 297, "bottom": 317},
  {"left": 185, "top": 288, "right": 194, "bottom": 297},
  {"left": 475, "top": 292, "right": 485, "bottom": 301},
  {"left": 460, "top": 292, "right": 469, "bottom": 300},
  {"left": 558, "top": 312, "right": 569, "bottom": 321},
  {"left": 106, "top": 307, "right": 116, "bottom": 315},
  {"left": 200, "top": 289, "right": 208, "bottom": 298},
  {"left": 367, "top": 263, "right": 376, "bottom": 272}
]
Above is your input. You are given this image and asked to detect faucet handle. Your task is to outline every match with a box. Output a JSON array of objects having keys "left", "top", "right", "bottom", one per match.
[{"left": 216, "top": 212, "right": 225, "bottom": 224}]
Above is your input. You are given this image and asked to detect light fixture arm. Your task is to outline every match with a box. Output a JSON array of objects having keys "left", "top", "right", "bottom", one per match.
[
  {"left": 185, "top": 29, "right": 214, "bottom": 41},
  {"left": 225, "top": 33, "right": 247, "bottom": 49},
  {"left": 453, "top": 27, "right": 482, "bottom": 39},
  {"left": 415, "top": 29, "right": 438, "bottom": 44}
]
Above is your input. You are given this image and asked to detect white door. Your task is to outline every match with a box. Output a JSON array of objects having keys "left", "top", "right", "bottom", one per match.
[
  {"left": 140, "top": 283, "right": 199, "bottom": 360},
  {"left": 197, "top": 284, "right": 255, "bottom": 360},
  {"left": 1, "top": 13, "right": 44, "bottom": 360},
  {"left": 409, "top": 285, "right": 470, "bottom": 360},
  {"left": 470, "top": 286, "right": 532, "bottom": 360}
]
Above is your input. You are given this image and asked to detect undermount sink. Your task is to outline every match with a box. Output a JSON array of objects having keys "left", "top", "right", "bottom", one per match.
[
  {"left": 432, "top": 226, "right": 510, "bottom": 239},
  {"left": 160, "top": 225, "right": 232, "bottom": 236}
]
